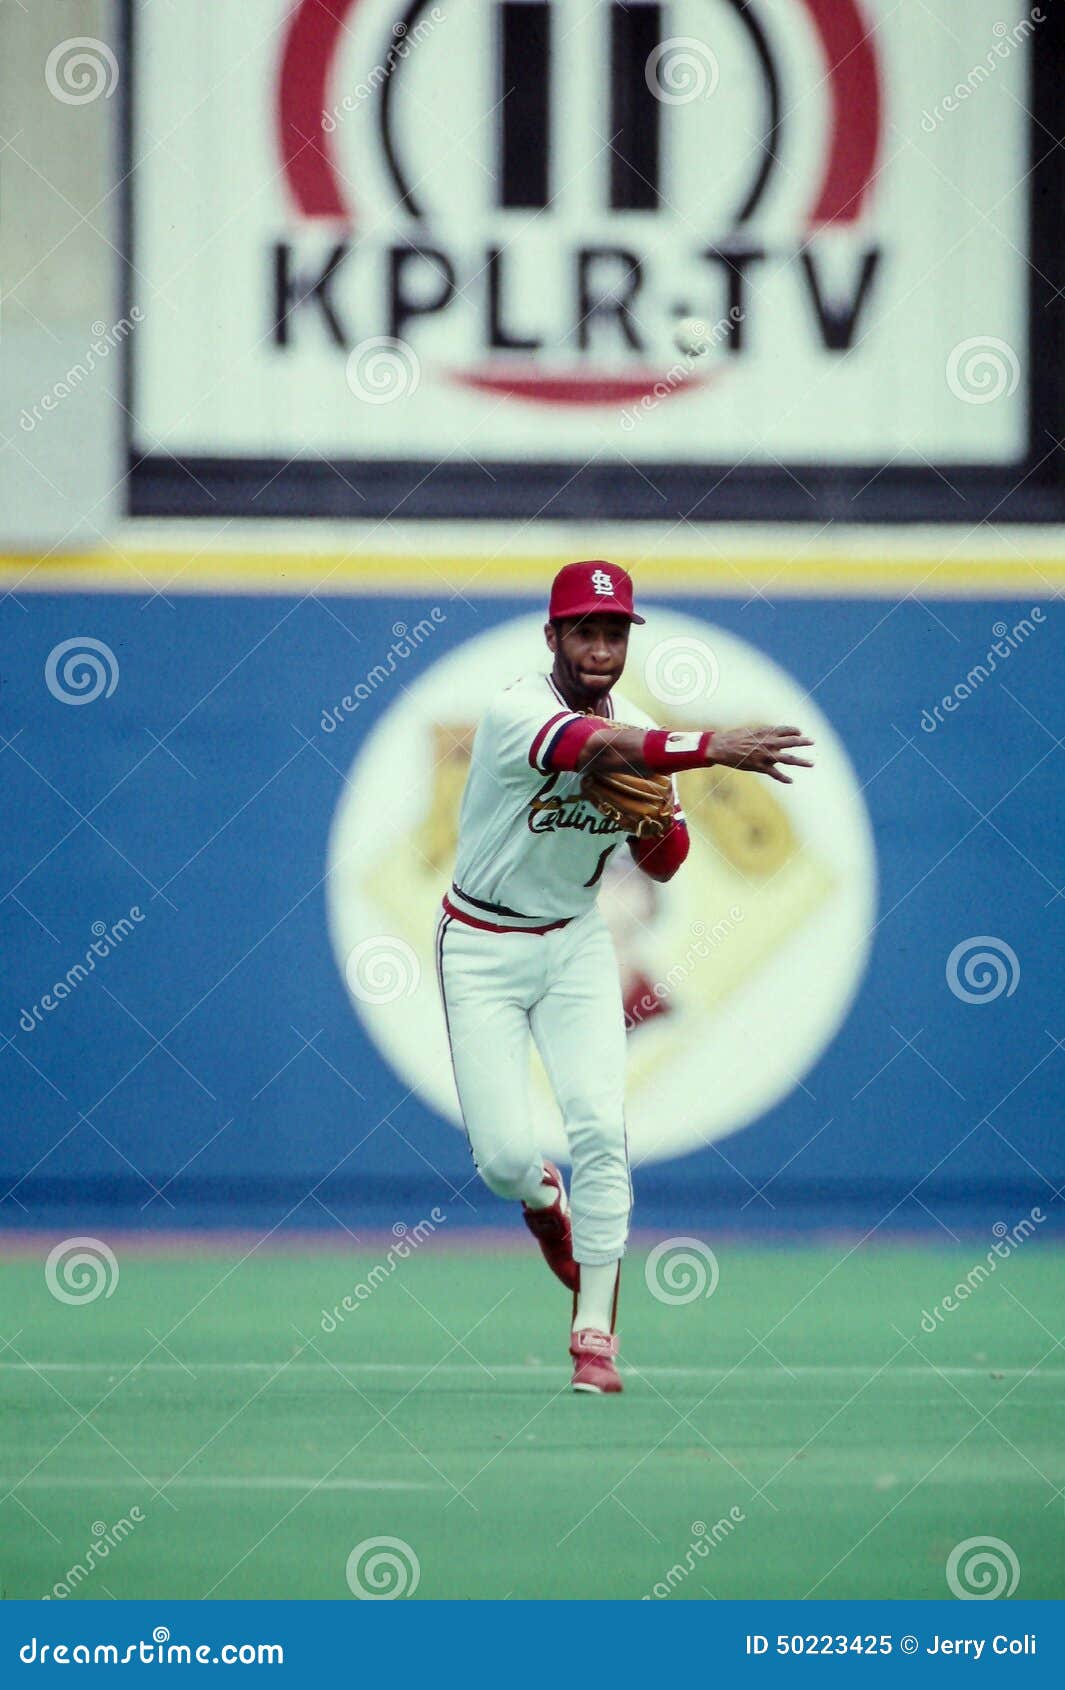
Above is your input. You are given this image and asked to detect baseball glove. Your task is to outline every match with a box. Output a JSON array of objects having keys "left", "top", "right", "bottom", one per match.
[{"left": 580, "top": 766, "right": 675, "bottom": 838}]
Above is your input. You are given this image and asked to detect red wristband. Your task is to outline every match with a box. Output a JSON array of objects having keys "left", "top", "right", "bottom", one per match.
[{"left": 641, "top": 728, "right": 713, "bottom": 772}]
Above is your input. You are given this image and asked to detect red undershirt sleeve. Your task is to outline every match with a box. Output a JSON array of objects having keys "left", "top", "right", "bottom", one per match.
[{"left": 544, "top": 715, "right": 602, "bottom": 772}]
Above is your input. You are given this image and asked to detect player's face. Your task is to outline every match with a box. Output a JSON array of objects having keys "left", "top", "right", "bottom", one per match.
[{"left": 547, "top": 614, "right": 630, "bottom": 702}]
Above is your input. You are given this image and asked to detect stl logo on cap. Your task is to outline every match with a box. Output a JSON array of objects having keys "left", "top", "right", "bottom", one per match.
[{"left": 548, "top": 559, "right": 645, "bottom": 623}]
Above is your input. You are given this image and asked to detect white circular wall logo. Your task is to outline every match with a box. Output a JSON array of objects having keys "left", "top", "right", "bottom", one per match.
[{"left": 325, "top": 611, "right": 876, "bottom": 1165}]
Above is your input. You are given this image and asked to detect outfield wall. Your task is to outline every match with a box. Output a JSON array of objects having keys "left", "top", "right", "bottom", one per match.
[{"left": 2, "top": 541, "right": 1061, "bottom": 1238}]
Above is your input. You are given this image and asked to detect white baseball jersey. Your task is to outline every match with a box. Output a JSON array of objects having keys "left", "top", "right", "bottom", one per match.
[{"left": 448, "top": 671, "right": 681, "bottom": 928}]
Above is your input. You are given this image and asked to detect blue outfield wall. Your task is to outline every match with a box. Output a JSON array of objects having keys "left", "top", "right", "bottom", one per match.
[{"left": 1, "top": 588, "right": 1061, "bottom": 1238}]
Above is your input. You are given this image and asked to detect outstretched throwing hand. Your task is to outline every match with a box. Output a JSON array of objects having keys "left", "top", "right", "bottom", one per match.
[{"left": 707, "top": 725, "right": 814, "bottom": 785}]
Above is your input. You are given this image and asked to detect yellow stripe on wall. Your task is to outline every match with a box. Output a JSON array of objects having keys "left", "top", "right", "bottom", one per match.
[{"left": 1, "top": 550, "right": 1062, "bottom": 598}]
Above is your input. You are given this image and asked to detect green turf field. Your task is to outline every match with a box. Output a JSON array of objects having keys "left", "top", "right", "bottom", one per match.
[{"left": 2, "top": 1243, "right": 1063, "bottom": 1601}]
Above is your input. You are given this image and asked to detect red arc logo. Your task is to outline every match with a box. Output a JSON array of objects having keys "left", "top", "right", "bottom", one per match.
[{"left": 277, "top": 0, "right": 882, "bottom": 407}]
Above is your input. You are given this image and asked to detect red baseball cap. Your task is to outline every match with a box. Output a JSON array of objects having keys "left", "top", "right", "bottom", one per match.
[{"left": 548, "top": 560, "right": 645, "bottom": 626}]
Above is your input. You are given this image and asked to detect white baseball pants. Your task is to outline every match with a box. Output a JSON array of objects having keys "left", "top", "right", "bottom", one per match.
[{"left": 435, "top": 906, "right": 632, "bottom": 1265}]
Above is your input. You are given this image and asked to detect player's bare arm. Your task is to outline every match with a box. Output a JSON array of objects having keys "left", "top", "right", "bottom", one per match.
[
  {"left": 544, "top": 609, "right": 814, "bottom": 786},
  {"left": 575, "top": 722, "right": 816, "bottom": 785}
]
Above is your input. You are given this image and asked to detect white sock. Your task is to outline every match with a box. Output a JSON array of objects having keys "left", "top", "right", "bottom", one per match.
[
  {"left": 574, "top": 1261, "right": 619, "bottom": 1333},
  {"left": 523, "top": 1164, "right": 558, "bottom": 1210}
]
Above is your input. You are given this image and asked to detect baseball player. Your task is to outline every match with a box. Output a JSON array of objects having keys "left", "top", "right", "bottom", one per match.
[{"left": 435, "top": 562, "right": 813, "bottom": 1393}]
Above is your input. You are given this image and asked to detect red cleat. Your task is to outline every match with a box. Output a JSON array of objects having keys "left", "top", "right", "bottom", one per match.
[
  {"left": 522, "top": 1161, "right": 578, "bottom": 1292},
  {"left": 570, "top": 1328, "right": 623, "bottom": 1394}
]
